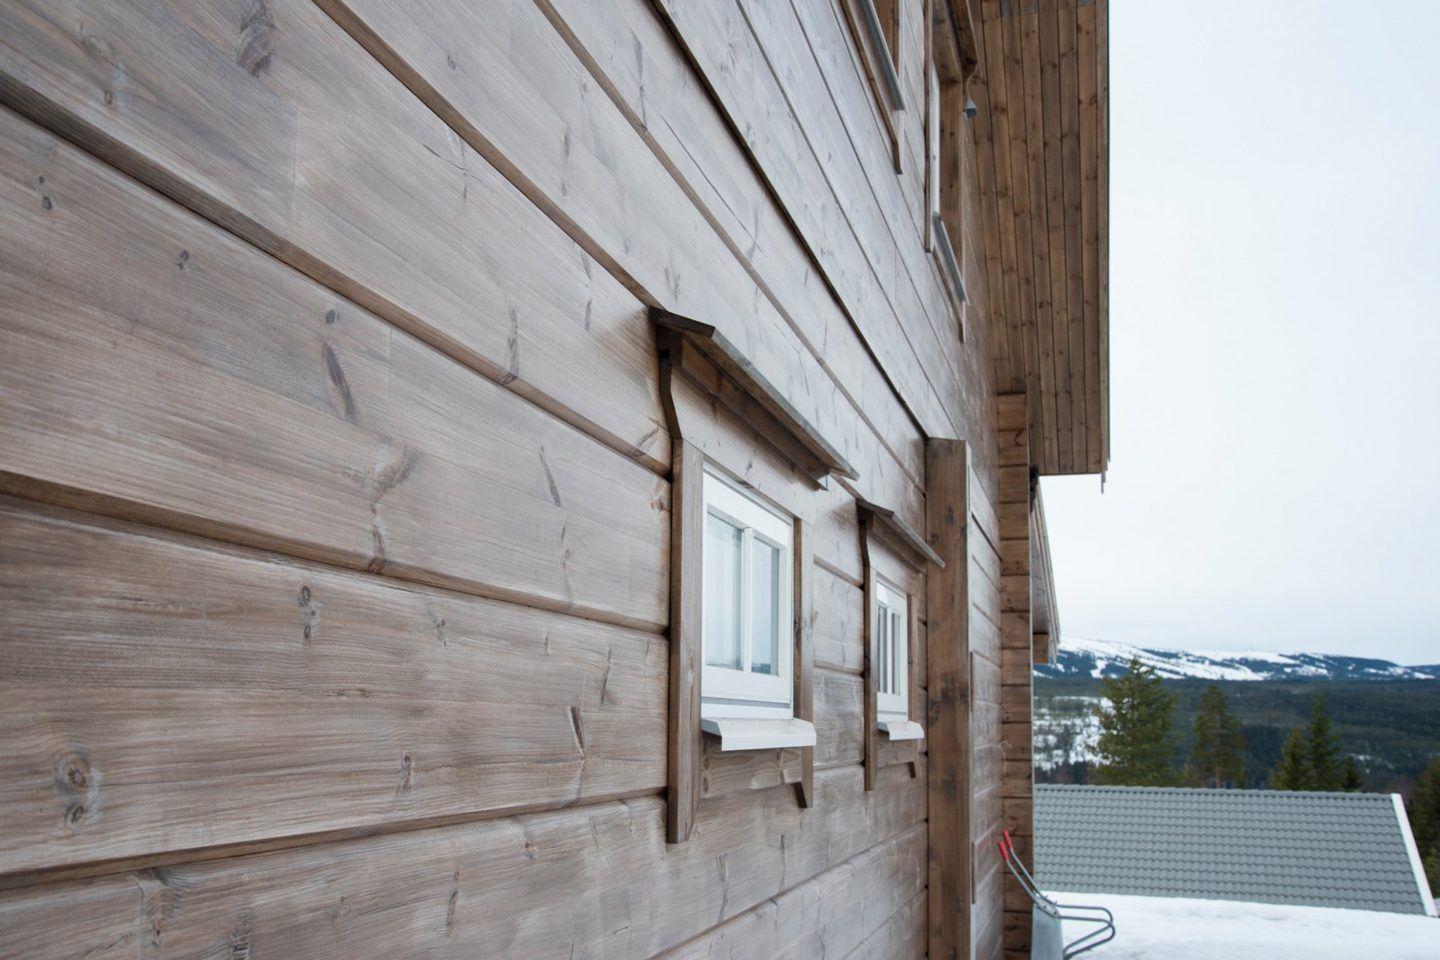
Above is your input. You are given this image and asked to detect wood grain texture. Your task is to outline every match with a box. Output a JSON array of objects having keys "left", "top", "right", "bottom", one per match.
[
  {"left": 974, "top": 0, "right": 1110, "bottom": 476},
  {"left": 655, "top": 311, "right": 859, "bottom": 481},
  {"left": 698, "top": 669, "right": 859, "bottom": 800},
  {"left": 0, "top": 0, "right": 1046, "bottom": 952},
  {"left": 0, "top": 0, "right": 670, "bottom": 473},
  {"left": 319, "top": 0, "right": 927, "bottom": 530},
  {"left": 795, "top": 518, "right": 817, "bottom": 806},
  {"left": 549, "top": 0, "right": 949, "bottom": 458},
  {"left": 0, "top": 103, "right": 669, "bottom": 629},
  {"left": 674, "top": 0, "right": 965, "bottom": 424},
  {"left": 925, "top": 438, "right": 970, "bottom": 960},
  {"left": 996, "top": 394, "right": 1033, "bottom": 954},
  {"left": 0, "top": 763, "right": 924, "bottom": 960},
  {"left": 661, "top": 355, "right": 866, "bottom": 583},
  {"left": 652, "top": 824, "right": 926, "bottom": 960},
  {"left": 0, "top": 497, "right": 666, "bottom": 879},
  {"left": 667, "top": 440, "right": 705, "bottom": 843},
  {"left": 814, "top": 562, "right": 865, "bottom": 673}
]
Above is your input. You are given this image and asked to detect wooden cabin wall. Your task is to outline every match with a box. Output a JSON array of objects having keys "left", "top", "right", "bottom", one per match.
[{"left": 0, "top": 0, "right": 1007, "bottom": 957}]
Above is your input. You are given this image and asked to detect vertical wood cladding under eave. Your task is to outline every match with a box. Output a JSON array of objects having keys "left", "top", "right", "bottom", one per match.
[{"left": 975, "top": 0, "right": 1109, "bottom": 476}]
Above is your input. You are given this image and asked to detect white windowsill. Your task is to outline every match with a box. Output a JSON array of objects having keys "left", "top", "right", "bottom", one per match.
[
  {"left": 700, "top": 717, "right": 817, "bottom": 752},
  {"left": 878, "top": 719, "right": 925, "bottom": 741}
]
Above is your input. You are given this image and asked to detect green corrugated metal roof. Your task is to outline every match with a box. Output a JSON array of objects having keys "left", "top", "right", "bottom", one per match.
[{"left": 1034, "top": 785, "right": 1433, "bottom": 915}]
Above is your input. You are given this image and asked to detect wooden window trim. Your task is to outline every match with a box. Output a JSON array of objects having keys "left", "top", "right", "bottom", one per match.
[
  {"left": 926, "top": 0, "right": 978, "bottom": 337},
  {"left": 873, "top": 576, "right": 915, "bottom": 727},
  {"left": 652, "top": 308, "right": 858, "bottom": 483},
  {"left": 657, "top": 313, "right": 827, "bottom": 843},
  {"left": 839, "top": 0, "right": 905, "bottom": 172},
  {"left": 669, "top": 443, "right": 817, "bottom": 843},
  {"left": 860, "top": 499, "right": 941, "bottom": 789},
  {"left": 698, "top": 468, "right": 796, "bottom": 720},
  {"left": 857, "top": 0, "right": 905, "bottom": 111},
  {"left": 857, "top": 498, "right": 945, "bottom": 568}
]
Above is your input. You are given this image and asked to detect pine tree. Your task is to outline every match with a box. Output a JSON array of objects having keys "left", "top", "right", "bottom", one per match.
[
  {"left": 1189, "top": 683, "right": 1245, "bottom": 788},
  {"left": 1410, "top": 758, "right": 1440, "bottom": 892},
  {"left": 1340, "top": 755, "right": 1363, "bottom": 792},
  {"left": 1270, "top": 728, "right": 1310, "bottom": 790},
  {"left": 1093, "top": 658, "right": 1177, "bottom": 786},
  {"left": 1306, "top": 695, "right": 1341, "bottom": 790}
]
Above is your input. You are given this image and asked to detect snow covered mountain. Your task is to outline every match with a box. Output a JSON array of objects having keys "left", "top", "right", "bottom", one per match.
[{"left": 1035, "top": 636, "right": 1440, "bottom": 682}]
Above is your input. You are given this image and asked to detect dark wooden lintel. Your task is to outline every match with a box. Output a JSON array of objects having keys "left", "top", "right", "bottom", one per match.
[
  {"left": 652, "top": 308, "right": 860, "bottom": 482},
  {"left": 857, "top": 499, "right": 946, "bottom": 569}
]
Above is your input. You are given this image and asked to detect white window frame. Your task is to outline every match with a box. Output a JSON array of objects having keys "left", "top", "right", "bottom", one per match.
[
  {"left": 873, "top": 577, "right": 909, "bottom": 724},
  {"left": 700, "top": 469, "right": 794, "bottom": 721}
]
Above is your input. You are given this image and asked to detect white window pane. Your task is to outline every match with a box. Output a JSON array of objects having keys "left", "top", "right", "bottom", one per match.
[
  {"left": 878, "top": 609, "right": 890, "bottom": 694},
  {"left": 704, "top": 512, "right": 742, "bottom": 670},
  {"left": 749, "top": 539, "right": 780, "bottom": 675},
  {"left": 887, "top": 613, "right": 898, "bottom": 693}
]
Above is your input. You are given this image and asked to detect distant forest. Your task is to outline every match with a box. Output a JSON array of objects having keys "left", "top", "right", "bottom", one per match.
[{"left": 1035, "top": 677, "right": 1440, "bottom": 794}]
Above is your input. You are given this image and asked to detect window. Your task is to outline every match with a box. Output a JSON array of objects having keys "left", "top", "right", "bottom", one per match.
[
  {"left": 866, "top": 0, "right": 901, "bottom": 104},
  {"left": 924, "top": 16, "right": 969, "bottom": 319},
  {"left": 842, "top": 0, "right": 905, "bottom": 170},
  {"left": 926, "top": 61, "right": 966, "bottom": 311},
  {"left": 872, "top": 577, "right": 910, "bottom": 726},
  {"left": 701, "top": 469, "right": 794, "bottom": 720}
]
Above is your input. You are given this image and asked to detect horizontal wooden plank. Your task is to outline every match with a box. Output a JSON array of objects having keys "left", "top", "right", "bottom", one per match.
[
  {"left": 701, "top": 667, "right": 863, "bottom": 798},
  {"left": 637, "top": 0, "right": 960, "bottom": 435},
  {"left": 321, "top": 0, "right": 927, "bottom": 527},
  {"left": 657, "top": 310, "right": 859, "bottom": 481},
  {"left": 997, "top": 423, "right": 1029, "bottom": 469},
  {"left": 1002, "top": 647, "right": 1036, "bottom": 684},
  {"left": 971, "top": 697, "right": 1001, "bottom": 751},
  {"left": 971, "top": 466, "right": 1002, "bottom": 548},
  {"left": 0, "top": 497, "right": 667, "bottom": 878},
  {"left": 973, "top": 867, "right": 1004, "bottom": 960},
  {"left": 0, "top": 0, "right": 670, "bottom": 472},
  {"left": 0, "top": 103, "right": 668, "bottom": 628},
  {"left": 970, "top": 606, "right": 1002, "bottom": 663},
  {"left": 1002, "top": 693, "right": 1035, "bottom": 725},
  {"left": 1003, "top": 798, "right": 1034, "bottom": 838},
  {"left": 1001, "top": 722, "right": 1032, "bottom": 761},
  {"left": 848, "top": 888, "right": 926, "bottom": 960},
  {"left": 813, "top": 562, "right": 865, "bottom": 673},
  {"left": 815, "top": 669, "right": 867, "bottom": 768},
  {"left": 1003, "top": 909, "right": 1033, "bottom": 952},
  {"left": 997, "top": 462, "right": 1030, "bottom": 505},
  {"left": 999, "top": 508, "right": 1030, "bottom": 544},
  {"left": 971, "top": 650, "right": 1002, "bottom": 708},
  {"left": 546, "top": 0, "right": 939, "bottom": 475},
  {"left": 1000, "top": 574, "right": 1030, "bottom": 614},
  {"left": 0, "top": 763, "right": 925, "bottom": 959},
  {"left": 973, "top": 743, "right": 1004, "bottom": 796},
  {"left": 1002, "top": 759, "right": 1034, "bottom": 798},
  {"left": 653, "top": 824, "right": 925, "bottom": 959}
]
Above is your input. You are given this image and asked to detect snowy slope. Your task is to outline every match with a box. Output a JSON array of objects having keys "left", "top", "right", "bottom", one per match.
[{"left": 1036, "top": 636, "right": 1440, "bottom": 682}]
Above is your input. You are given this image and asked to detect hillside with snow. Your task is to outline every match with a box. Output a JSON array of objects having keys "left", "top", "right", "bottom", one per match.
[{"left": 1036, "top": 636, "right": 1440, "bottom": 682}]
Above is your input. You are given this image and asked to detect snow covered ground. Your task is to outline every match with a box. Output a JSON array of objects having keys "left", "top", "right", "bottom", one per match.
[{"left": 1043, "top": 891, "right": 1440, "bottom": 959}]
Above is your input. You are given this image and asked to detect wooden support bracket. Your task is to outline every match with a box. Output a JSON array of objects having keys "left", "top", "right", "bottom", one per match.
[
  {"left": 858, "top": 499, "right": 946, "bottom": 569},
  {"left": 652, "top": 308, "right": 859, "bottom": 484}
]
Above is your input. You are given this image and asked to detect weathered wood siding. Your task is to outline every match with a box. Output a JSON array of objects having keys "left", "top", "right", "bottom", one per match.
[{"left": 0, "top": 0, "right": 1013, "bottom": 957}]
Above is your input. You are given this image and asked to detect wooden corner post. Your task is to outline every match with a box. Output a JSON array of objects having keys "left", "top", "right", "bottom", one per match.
[
  {"left": 926, "top": 438, "right": 972, "bottom": 960},
  {"left": 996, "top": 393, "right": 1034, "bottom": 956}
]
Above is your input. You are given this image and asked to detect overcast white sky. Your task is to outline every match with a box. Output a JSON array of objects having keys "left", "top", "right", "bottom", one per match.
[{"left": 1040, "top": 1, "right": 1440, "bottom": 665}]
